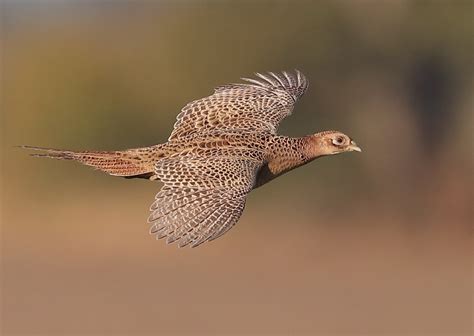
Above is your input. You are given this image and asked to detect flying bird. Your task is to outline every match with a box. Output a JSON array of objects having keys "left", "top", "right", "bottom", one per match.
[{"left": 23, "top": 70, "right": 361, "bottom": 247}]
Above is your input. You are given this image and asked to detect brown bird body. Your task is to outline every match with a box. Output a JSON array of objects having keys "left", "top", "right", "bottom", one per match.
[{"left": 24, "top": 70, "right": 361, "bottom": 247}]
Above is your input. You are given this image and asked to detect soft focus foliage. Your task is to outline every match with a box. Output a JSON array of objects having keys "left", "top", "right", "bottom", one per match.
[{"left": 2, "top": 1, "right": 472, "bottom": 335}]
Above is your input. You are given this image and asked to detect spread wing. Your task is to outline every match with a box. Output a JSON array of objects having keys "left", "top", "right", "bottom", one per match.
[
  {"left": 148, "top": 149, "right": 264, "bottom": 247},
  {"left": 168, "top": 70, "right": 309, "bottom": 140}
]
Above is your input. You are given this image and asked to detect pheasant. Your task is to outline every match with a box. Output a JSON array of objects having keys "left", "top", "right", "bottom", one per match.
[{"left": 23, "top": 70, "right": 361, "bottom": 247}]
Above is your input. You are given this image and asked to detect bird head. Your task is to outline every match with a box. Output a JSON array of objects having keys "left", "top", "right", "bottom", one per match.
[{"left": 308, "top": 131, "right": 362, "bottom": 157}]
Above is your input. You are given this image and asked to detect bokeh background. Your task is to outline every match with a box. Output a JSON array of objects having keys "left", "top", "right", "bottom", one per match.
[{"left": 1, "top": 1, "right": 472, "bottom": 335}]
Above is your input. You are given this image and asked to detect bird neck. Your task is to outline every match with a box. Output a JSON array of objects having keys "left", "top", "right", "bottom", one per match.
[
  {"left": 255, "top": 134, "right": 328, "bottom": 188},
  {"left": 301, "top": 132, "right": 332, "bottom": 159},
  {"left": 265, "top": 136, "right": 317, "bottom": 174}
]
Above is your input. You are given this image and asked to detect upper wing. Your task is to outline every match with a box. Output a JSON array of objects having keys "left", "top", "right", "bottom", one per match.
[
  {"left": 168, "top": 70, "right": 309, "bottom": 140},
  {"left": 148, "top": 149, "right": 264, "bottom": 247}
]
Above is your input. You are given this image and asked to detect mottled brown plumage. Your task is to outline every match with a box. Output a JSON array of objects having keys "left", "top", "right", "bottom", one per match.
[{"left": 23, "top": 70, "right": 361, "bottom": 247}]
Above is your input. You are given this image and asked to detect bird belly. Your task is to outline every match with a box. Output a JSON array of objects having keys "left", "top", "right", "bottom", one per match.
[{"left": 255, "top": 163, "right": 277, "bottom": 188}]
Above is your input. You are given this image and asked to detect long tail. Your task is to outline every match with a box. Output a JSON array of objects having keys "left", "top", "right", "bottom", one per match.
[{"left": 21, "top": 145, "right": 158, "bottom": 179}]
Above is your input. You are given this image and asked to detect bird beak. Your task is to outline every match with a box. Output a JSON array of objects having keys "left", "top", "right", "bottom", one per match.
[{"left": 348, "top": 140, "right": 362, "bottom": 152}]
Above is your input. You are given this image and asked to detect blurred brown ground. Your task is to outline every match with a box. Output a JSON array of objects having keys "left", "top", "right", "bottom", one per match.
[{"left": 1, "top": 1, "right": 473, "bottom": 335}]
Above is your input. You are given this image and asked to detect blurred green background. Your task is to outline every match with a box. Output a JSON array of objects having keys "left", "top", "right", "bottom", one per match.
[{"left": 1, "top": 1, "right": 472, "bottom": 335}]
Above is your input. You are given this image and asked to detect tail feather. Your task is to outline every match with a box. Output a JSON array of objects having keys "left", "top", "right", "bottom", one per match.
[
  {"left": 21, "top": 145, "right": 157, "bottom": 178},
  {"left": 20, "top": 145, "right": 76, "bottom": 160}
]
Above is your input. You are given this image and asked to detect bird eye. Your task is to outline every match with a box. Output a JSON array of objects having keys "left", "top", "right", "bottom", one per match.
[{"left": 332, "top": 136, "right": 345, "bottom": 146}]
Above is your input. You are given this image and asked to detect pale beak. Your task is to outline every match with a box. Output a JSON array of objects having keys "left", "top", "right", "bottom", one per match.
[{"left": 349, "top": 140, "right": 362, "bottom": 152}]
